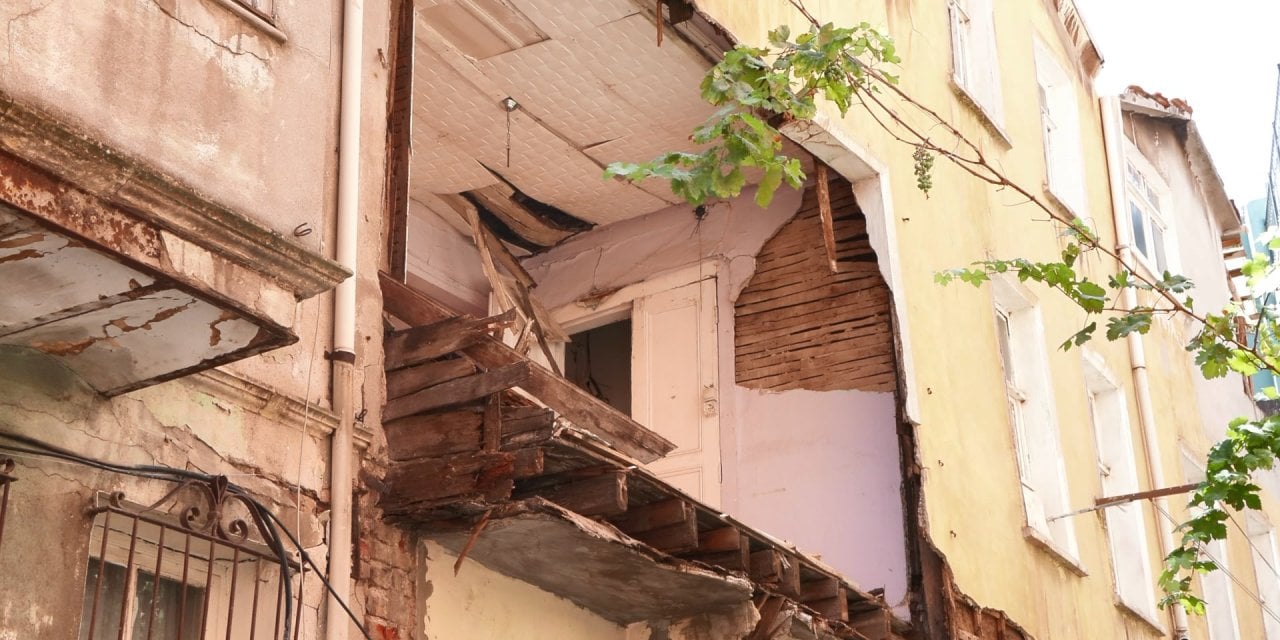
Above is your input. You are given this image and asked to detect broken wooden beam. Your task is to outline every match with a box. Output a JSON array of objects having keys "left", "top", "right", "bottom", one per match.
[
  {"left": 610, "top": 498, "right": 698, "bottom": 554},
  {"left": 610, "top": 498, "right": 691, "bottom": 532},
  {"left": 521, "top": 470, "right": 628, "bottom": 517},
  {"left": 460, "top": 340, "right": 674, "bottom": 462},
  {"left": 384, "top": 362, "right": 533, "bottom": 421},
  {"left": 628, "top": 519, "right": 699, "bottom": 554},
  {"left": 384, "top": 408, "right": 483, "bottom": 460},
  {"left": 681, "top": 527, "right": 750, "bottom": 571},
  {"left": 379, "top": 273, "right": 675, "bottom": 463},
  {"left": 385, "top": 311, "right": 515, "bottom": 371},
  {"left": 381, "top": 451, "right": 516, "bottom": 511},
  {"left": 383, "top": 405, "right": 556, "bottom": 461},
  {"left": 750, "top": 549, "right": 784, "bottom": 585},
  {"left": 849, "top": 608, "right": 892, "bottom": 640},
  {"left": 386, "top": 357, "right": 476, "bottom": 399},
  {"left": 801, "top": 577, "right": 848, "bottom": 622},
  {"left": 511, "top": 447, "right": 544, "bottom": 479}
]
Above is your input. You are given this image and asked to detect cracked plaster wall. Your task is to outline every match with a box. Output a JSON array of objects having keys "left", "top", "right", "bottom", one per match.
[
  {"left": 0, "top": 345, "right": 332, "bottom": 639},
  {"left": 0, "top": 0, "right": 396, "bottom": 409}
]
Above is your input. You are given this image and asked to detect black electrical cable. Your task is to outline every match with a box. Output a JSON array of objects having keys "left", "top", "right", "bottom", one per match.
[{"left": 0, "top": 431, "right": 376, "bottom": 640}]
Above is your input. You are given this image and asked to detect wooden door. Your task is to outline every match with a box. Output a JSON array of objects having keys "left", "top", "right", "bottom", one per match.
[{"left": 631, "top": 277, "right": 721, "bottom": 507}]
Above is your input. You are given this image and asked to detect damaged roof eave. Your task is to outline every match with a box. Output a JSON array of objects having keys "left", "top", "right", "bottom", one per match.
[
  {"left": 1119, "top": 91, "right": 1240, "bottom": 231},
  {"left": 427, "top": 497, "right": 755, "bottom": 625}
]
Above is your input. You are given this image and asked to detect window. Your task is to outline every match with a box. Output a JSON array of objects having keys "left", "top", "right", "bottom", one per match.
[
  {"left": 77, "top": 489, "right": 294, "bottom": 640},
  {"left": 1247, "top": 514, "right": 1280, "bottom": 639},
  {"left": 1033, "top": 39, "right": 1086, "bottom": 214},
  {"left": 992, "top": 280, "right": 1078, "bottom": 558},
  {"left": 564, "top": 318, "right": 633, "bottom": 415},
  {"left": 1124, "top": 145, "right": 1176, "bottom": 275},
  {"left": 1083, "top": 353, "right": 1158, "bottom": 621},
  {"left": 948, "top": 0, "right": 1005, "bottom": 125},
  {"left": 79, "top": 560, "right": 206, "bottom": 640},
  {"left": 1184, "top": 455, "right": 1243, "bottom": 640}
]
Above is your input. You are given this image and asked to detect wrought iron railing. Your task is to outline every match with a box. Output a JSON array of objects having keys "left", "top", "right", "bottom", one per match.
[{"left": 79, "top": 476, "right": 302, "bottom": 640}]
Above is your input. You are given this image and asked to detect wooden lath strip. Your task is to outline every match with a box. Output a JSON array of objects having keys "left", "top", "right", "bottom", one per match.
[{"left": 816, "top": 162, "right": 840, "bottom": 274}]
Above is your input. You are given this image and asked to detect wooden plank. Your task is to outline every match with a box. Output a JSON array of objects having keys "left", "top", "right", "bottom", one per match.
[
  {"left": 384, "top": 311, "right": 515, "bottom": 371},
  {"left": 779, "top": 553, "right": 802, "bottom": 598},
  {"left": 483, "top": 395, "right": 501, "bottom": 451},
  {"left": 749, "top": 549, "right": 783, "bottom": 584},
  {"left": 850, "top": 608, "right": 892, "bottom": 640},
  {"left": 806, "top": 590, "right": 849, "bottom": 622},
  {"left": 381, "top": 272, "right": 674, "bottom": 462},
  {"left": 698, "top": 527, "right": 746, "bottom": 553},
  {"left": 816, "top": 163, "right": 839, "bottom": 274},
  {"left": 683, "top": 548, "right": 749, "bottom": 571},
  {"left": 384, "top": 362, "right": 532, "bottom": 421},
  {"left": 380, "top": 271, "right": 454, "bottom": 325},
  {"left": 384, "top": 408, "right": 484, "bottom": 460},
  {"left": 801, "top": 576, "right": 841, "bottom": 601},
  {"left": 610, "top": 498, "right": 692, "bottom": 533},
  {"left": 469, "top": 185, "right": 575, "bottom": 247},
  {"left": 525, "top": 470, "right": 628, "bottom": 516},
  {"left": 460, "top": 340, "right": 675, "bottom": 462},
  {"left": 438, "top": 192, "right": 537, "bottom": 290},
  {"left": 386, "top": 358, "right": 476, "bottom": 399},
  {"left": 501, "top": 406, "right": 555, "bottom": 435},
  {"left": 511, "top": 447, "right": 545, "bottom": 479},
  {"left": 628, "top": 519, "right": 699, "bottom": 554},
  {"left": 382, "top": 451, "right": 515, "bottom": 509}
]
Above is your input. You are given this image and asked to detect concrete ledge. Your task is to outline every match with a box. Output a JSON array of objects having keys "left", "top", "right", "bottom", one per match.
[
  {"left": 0, "top": 88, "right": 349, "bottom": 301},
  {"left": 428, "top": 498, "right": 754, "bottom": 624}
]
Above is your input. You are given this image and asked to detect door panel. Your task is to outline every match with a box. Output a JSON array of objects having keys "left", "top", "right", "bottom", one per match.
[{"left": 632, "top": 278, "right": 721, "bottom": 507}]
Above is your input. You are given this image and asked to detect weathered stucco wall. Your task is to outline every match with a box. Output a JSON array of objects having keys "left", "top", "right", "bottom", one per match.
[
  {"left": 1125, "top": 113, "right": 1276, "bottom": 640},
  {"left": 690, "top": 1, "right": 1193, "bottom": 637},
  {"left": 0, "top": 0, "right": 337, "bottom": 243},
  {"left": 0, "top": 346, "right": 331, "bottom": 638},
  {"left": 420, "top": 540, "right": 628, "bottom": 640}
]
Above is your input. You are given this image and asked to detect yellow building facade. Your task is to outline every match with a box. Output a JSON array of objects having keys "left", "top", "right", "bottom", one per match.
[{"left": 691, "top": 1, "right": 1280, "bottom": 638}]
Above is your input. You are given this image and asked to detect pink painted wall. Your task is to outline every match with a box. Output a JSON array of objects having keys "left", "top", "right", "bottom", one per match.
[{"left": 728, "top": 386, "right": 909, "bottom": 611}]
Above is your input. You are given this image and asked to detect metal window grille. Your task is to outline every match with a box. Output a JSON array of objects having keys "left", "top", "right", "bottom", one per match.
[{"left": 78, "top": 477, "right": 302, "bottom": 640}]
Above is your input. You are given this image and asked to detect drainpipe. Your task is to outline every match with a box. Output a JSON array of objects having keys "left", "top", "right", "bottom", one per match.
[
  {"left": 1100, "top": 96, "right": 1190, "bottom": 640},
  {"left": 328, "top": 0, "right": 363, "bottom": 636}
]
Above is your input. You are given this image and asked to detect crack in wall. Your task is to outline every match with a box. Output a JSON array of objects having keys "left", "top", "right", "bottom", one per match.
[
  {"left": 4, "top": 0, "right": 54, "bottom": 64},
  {"left": 147, "top": 0, "right": 268, "bottom": 64}
]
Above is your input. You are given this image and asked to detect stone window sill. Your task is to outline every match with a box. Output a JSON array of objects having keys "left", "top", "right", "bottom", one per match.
[
  {"left": 1116, "top": 599, "right": 1166, "bottom": 635},
  {"left": 210, "top": 0, "right": 287, "bottom": 43},
  {"left": 950, "top": 76, "right": 1013, "bottom": 149},
  {"left": 1022, "top": 526, "right": 1088, "bottom": 577}
]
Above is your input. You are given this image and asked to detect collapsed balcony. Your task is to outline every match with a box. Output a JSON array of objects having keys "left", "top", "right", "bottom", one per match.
[{"left": 379, "top": 276, "right": 910, "bottom": 640}]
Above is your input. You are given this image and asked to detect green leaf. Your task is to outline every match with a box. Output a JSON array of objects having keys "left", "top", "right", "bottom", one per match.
[{"left": 756, "top": 164, "right": 784, "bottom": 207}]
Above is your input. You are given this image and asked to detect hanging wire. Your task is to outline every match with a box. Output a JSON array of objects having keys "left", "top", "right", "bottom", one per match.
[{"left": 1154, "top": 502, "right": 1280, "bottom": 627}]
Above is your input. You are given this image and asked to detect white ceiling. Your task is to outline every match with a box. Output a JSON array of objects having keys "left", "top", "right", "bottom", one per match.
[{"left": 409, "top": 0, "right": 718, "bottom": 227}]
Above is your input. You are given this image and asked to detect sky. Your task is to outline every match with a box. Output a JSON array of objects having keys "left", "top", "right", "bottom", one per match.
[{"left": 1074, "top": 0, "right": 1280, "bottom": 203}]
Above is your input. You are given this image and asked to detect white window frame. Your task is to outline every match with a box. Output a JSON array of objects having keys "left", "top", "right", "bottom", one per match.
[
  {"left": 1123, "top": 141, "right": 1178, "bottom": 277},
  {"left": 1247, "top": 513, "right": 1280, "bottom": 639},
  {"left": 1033, "top": 38, "right": 1087, "bottom": 216},
  {"left": 1082, "top": 351, "right": 1161, "bottom": 625},
  {"left": 948, "top": 0, "right": 1005, "bottom": 127},
  {"left": 991, "top": 278, "right": 1080, "bottom": 566},
  {"left": 1183, "top": 453, "right": 1243, "bottom": 640}
]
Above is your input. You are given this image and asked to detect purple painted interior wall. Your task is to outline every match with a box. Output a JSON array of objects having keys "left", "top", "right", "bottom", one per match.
[{"left": 728, "top": 386, "right": 909, "bottom": 611}]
